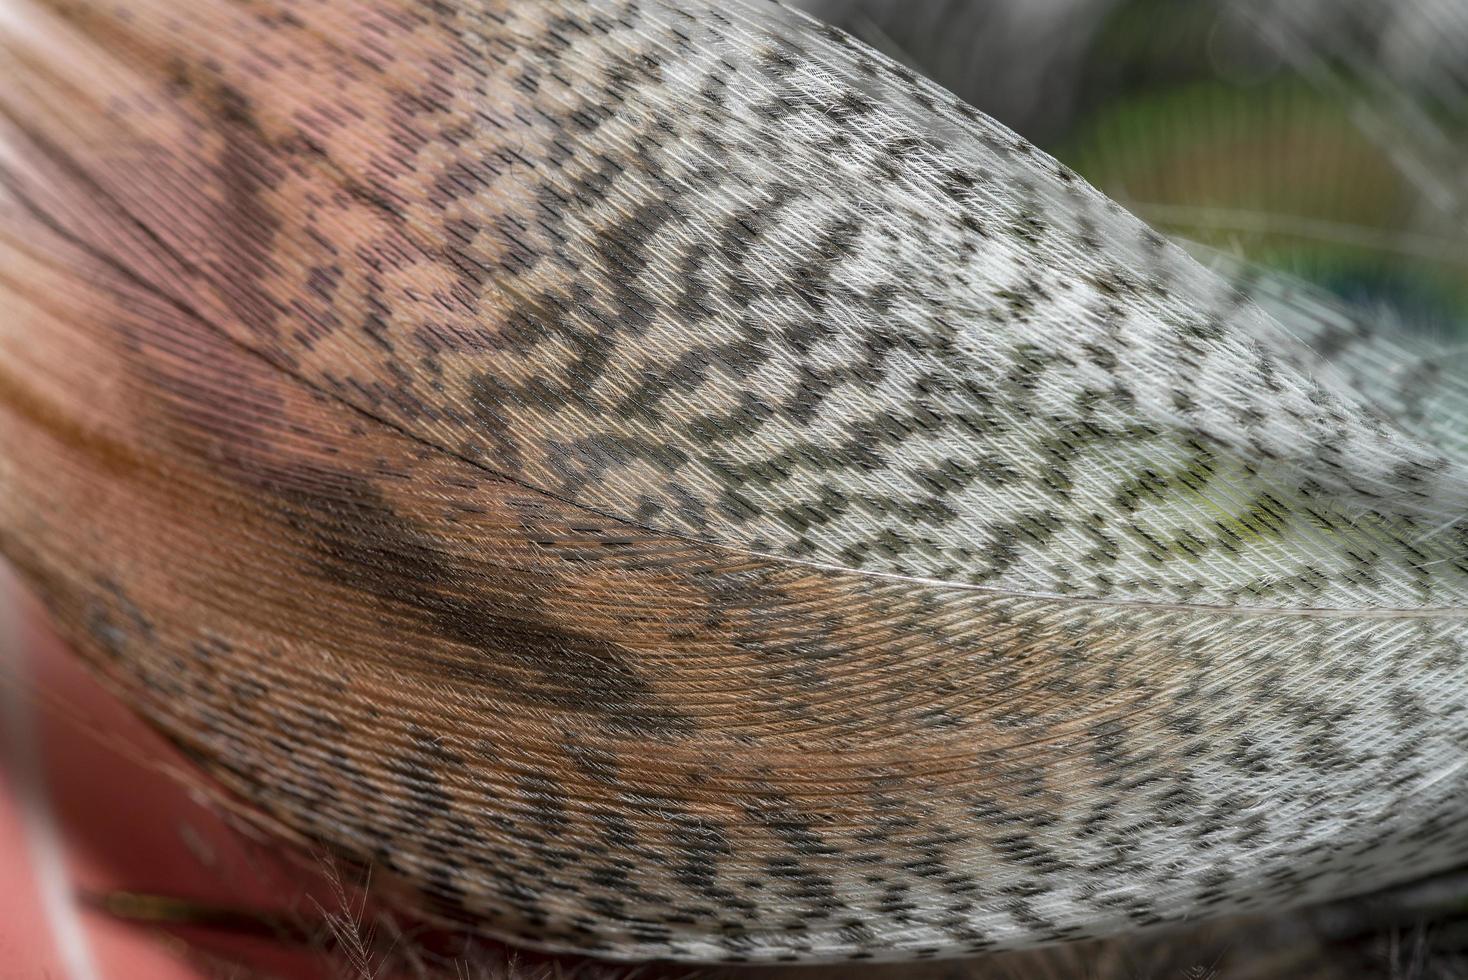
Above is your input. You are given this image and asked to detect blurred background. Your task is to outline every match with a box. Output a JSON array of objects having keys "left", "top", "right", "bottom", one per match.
[
  {"left": 795, "top": 0, "right": 1468, "bottom": 342},
  {"left": 4, "top": 0, "right": 1468, "bottom": 977}
]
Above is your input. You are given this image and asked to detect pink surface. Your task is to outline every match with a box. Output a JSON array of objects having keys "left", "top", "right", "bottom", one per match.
[{"left": 0, "top": 727, "right": 70, "bottom": 977}]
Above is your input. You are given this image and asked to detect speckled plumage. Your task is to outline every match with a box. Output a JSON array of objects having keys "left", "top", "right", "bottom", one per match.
[{"left": 0, "top": 0, "right": 1465, "bottom": 965}]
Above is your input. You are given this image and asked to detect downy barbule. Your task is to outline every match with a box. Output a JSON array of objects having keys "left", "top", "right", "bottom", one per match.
[{"left": 0, "top": 0, "right": 1465, "bottom": 968}]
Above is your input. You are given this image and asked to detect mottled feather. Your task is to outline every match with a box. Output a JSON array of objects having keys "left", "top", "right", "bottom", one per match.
[{"left": 0, "top": 0, "right": 1465, "bottom": 964}]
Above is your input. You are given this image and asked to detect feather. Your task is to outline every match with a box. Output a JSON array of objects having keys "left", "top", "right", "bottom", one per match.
[{"left": 0, "top": 0, "right": 1465, "bottom": 965}]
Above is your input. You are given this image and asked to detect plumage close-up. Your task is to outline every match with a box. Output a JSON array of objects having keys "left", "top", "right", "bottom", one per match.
[{"left": 1, "top": 0, "right": 1466, "bottom": 977}]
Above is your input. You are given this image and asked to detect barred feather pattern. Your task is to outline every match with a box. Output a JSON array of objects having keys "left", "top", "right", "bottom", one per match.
[{"left": 0, "top": 0, "right": 1465, "bottom": 964}]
